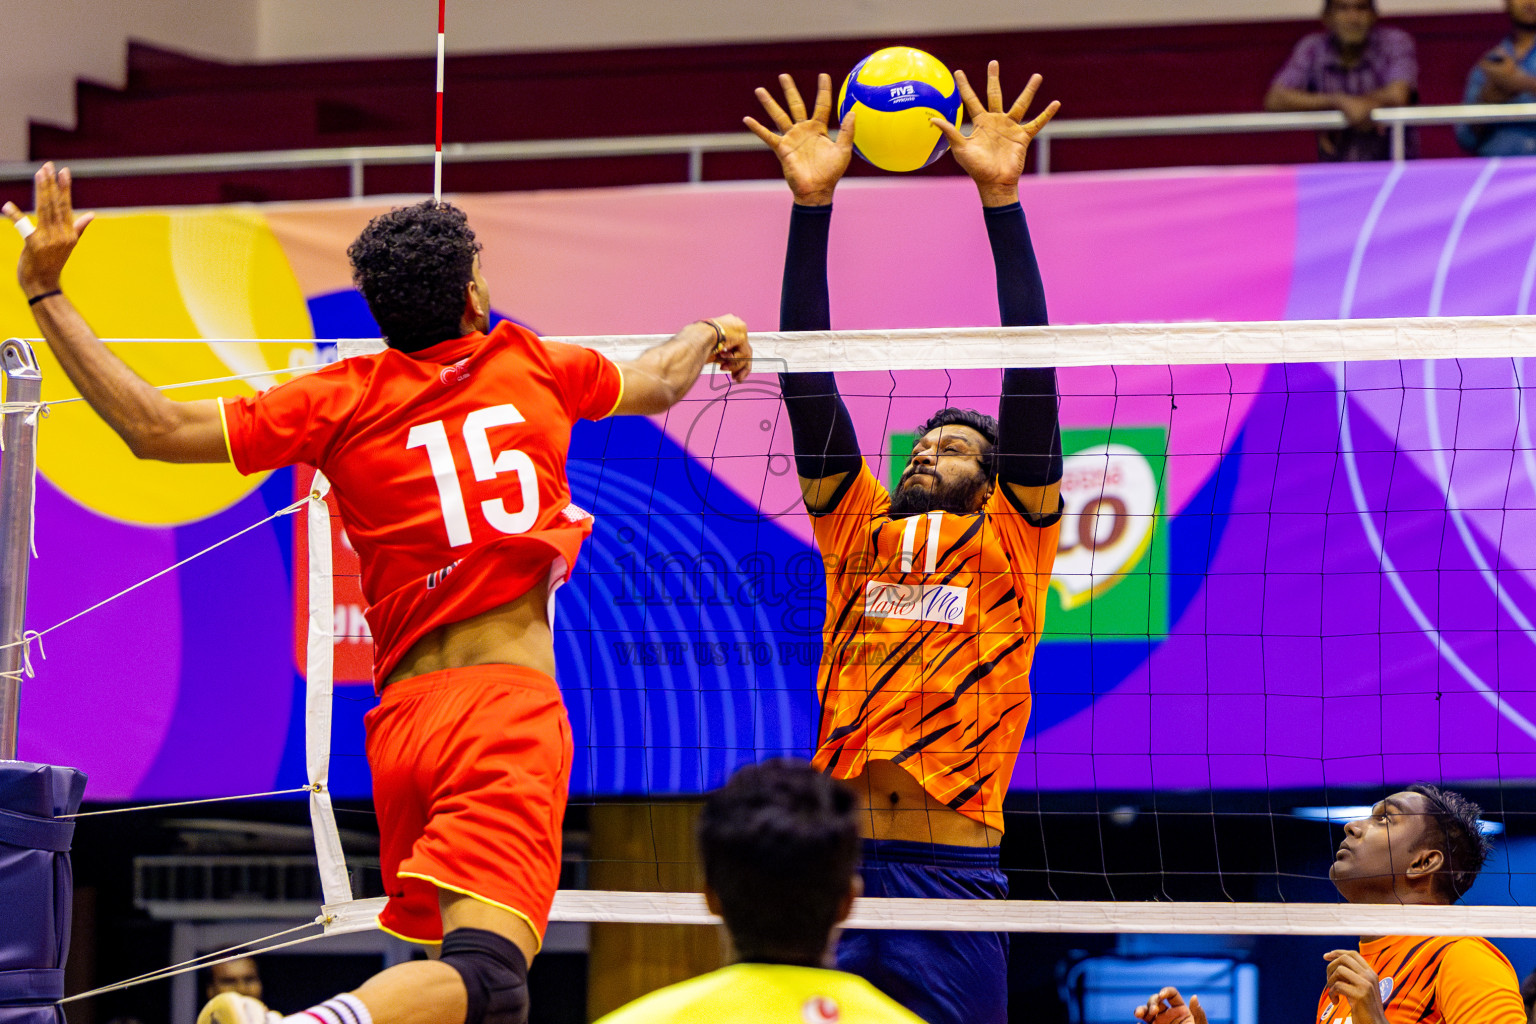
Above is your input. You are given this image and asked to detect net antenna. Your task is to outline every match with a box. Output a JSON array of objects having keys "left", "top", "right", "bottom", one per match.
[{"left": 433, "top": 0, "right": 446, "bottom": 201}]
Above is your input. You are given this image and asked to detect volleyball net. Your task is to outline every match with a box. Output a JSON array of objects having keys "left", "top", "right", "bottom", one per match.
[{"left": 9, "top": 315, "right": 1536, "bottom": 1006}]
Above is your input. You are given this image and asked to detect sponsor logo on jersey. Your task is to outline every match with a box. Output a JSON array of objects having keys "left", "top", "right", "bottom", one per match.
[
  {"left": 440, "top": 358, "right": 472, "bottom": 385},
  {"left": 864, "top": 580, "right": 967, "bottom": 625},
  {"left": 561, "top": 503, "right": 591, "bottom": 523},
  {"left": 1379, "top": 977, "right": 1393, "bottom": 1003},
  {"left": 1320, "top": 999, "right": 1338, "bottom": 1023},
  {"left": 802, "top": 996, "right": 840, "bottom": 1023}
]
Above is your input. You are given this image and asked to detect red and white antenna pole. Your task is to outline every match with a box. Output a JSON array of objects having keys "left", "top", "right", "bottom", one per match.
[{"left": 433, "top": 0, "right": 446, "bottom": 201}]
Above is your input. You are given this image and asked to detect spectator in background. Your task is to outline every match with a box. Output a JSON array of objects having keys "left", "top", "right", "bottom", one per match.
[
  {"left": 1266, "top": 0, "right": 1419, "bottom": 161},
  {"left": 1457, "top": 0, "right": 1536, "bottom": 156},
  {"left": 205, "top": 958, "right": 263, "bottom": 1006}
]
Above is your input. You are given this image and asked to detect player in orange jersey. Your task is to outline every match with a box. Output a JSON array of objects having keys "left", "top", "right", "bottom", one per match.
[
  {"left": 6, "top": 166, "right": 751, "bottom": 1024},
  {"left": 746, "top": 64, "right": 1061, "bottom": 1024},
  {"left": 1135, "top": 785, "right": 1525, "bottom": 1024}
]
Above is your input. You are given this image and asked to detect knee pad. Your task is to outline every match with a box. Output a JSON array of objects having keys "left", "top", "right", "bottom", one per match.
[{"left": 441, "top": 928, "right": 529, "bottom": 1024}]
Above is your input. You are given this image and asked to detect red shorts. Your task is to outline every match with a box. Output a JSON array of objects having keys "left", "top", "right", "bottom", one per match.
[{"left": 364, "top": 664, "right": 572, "bottom": 947}]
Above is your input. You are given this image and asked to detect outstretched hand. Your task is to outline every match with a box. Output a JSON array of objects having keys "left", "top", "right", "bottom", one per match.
[
  {"left": 745, "top": 73, "right": 855, "bottom": 206},
  {"left": 3, "top": 161, "right": 95, "bottom": 297},
  {"left": 706, "top": 314, "right": 753, "bottom": 383},
  {"left": 1133, "top": 988, "right": 1207, "bottom": 1024},
  {"left": 934, "top": 62, "right": 1060, "bottom": 207}
]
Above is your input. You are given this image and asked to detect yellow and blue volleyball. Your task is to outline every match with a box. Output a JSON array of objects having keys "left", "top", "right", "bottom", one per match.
[{"left": 837, "top": 46, "right": 963, "bottom": 173}]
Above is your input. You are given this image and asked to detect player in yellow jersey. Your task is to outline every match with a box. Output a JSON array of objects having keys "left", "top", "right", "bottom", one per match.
[
  {"left": 595, "top": 760, "right": 924, "bottom": 1024},
  {"left": 745, "top": 63, "right": 1062, "bottom": 1024},
  {"left": 1135, "top": 785, "right": 1525, "bottom": 1024}
]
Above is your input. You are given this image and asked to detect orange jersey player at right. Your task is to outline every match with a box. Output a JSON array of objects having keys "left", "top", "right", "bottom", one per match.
[
  {"left": 1135, "top": 786, "right": 1526, "bottom": 1024},
  {"left": 745, "top": 63, "right": 1062, "bottom": 1024}
]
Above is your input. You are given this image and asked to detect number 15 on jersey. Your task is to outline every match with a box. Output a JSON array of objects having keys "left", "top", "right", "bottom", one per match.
[{"left": 406, "top": 404, "right": 542, "bottom": 547}]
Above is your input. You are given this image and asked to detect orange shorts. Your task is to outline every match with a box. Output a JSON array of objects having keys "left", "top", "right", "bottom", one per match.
[{"left": 364, "top": 664, "right": 572, "bottom": 947}]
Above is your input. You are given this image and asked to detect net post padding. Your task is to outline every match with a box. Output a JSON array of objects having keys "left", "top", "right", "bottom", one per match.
[
  {"left": 314, "top": 892, "right": 1536, "bottom": 939},
  {"left": 305, "top": 473, "right": 352, "bottom": 907}
]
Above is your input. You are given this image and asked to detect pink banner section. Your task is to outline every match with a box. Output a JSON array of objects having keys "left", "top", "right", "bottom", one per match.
[{"left": 266, "top": 169, "right": 1299, "bottom": 336}]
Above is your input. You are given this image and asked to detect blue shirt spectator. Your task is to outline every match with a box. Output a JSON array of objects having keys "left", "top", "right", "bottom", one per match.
[
  {"left": 1266, "top": 0, "right": 1419, "bottom": 161},
  {"left": 1458, "top": 0, "right": 1536, "bottom": 156}
]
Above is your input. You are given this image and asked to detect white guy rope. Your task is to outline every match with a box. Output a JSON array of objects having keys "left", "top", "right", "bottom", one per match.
[
  {"left": 0, "top": 362, "right": 331, "bottom": 417},
  {"left": 0, "top": 496, "right": 307, "bottom": 655},
  {"left": 60, "top": 922, "right": 327, "bottom": 1002},
  {"left": 58, "top": 787, "right": 316, "bottom": 819}
]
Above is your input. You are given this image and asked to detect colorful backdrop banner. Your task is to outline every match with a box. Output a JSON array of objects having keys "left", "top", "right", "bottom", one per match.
[{"left": 7, "top": 156, "right": 1536, "bottom": 800}]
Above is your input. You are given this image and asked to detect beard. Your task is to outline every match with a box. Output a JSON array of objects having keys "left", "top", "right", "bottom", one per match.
[{"left": 888, "top": 469, "right": 989, "bottom": 518}]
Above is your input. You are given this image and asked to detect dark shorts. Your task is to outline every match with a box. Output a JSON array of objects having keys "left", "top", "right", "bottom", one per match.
[{"left": 836, "top": 838, "right": 1009, "bottom": 1024}]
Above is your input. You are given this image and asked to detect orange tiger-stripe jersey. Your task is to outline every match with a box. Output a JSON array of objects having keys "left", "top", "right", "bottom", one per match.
[
  {"left": 809, "top": 465, "right": 1059, "bottom": 830},
  {"left": 1314, "top": 935, "right": 1524, "bottom": 1024}
]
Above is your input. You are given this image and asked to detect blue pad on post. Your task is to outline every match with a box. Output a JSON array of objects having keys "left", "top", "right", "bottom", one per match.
[{"left": 0, "top": 762, "right": 86, "bottom": 1024}]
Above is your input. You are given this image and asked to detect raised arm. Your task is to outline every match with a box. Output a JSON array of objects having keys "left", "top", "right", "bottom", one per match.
[
  {"left": 4, "top": 164, "right": 227, "bottom": 463},
  {"left": 936, "top": 64, "right": 1063, "bottom": 523},
  {"left": 611, "top": 316, "right": 752, "bottom": 416},
  {"left": 747, "top": 73, "right": 863, "bottom": 514}
]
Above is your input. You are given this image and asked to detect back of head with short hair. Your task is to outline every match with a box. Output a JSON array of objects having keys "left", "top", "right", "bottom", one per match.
[
  {"left": 1408, "top": 783, "right": 1491, "bottom": 901},
  {"left": 699, "top": 759, "right": 859, "bottom": 961},
  {"left": 346, "top": 200, "right": 482, "bottom": 353}
]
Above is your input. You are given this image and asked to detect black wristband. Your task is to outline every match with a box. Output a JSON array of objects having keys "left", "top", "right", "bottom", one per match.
[
  {"left": 27, "top": 289, "right": 62, "bottom": 307},
  {"left": 699, "top": 318, "right": 725, "bottom": 353}
]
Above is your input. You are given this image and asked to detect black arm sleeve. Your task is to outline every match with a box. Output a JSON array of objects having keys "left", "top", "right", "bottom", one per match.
[
  {"left": 778, "top": 203, "right": 863, "bottom": 481},
  {"left": 986, "top": 202, "right": 1063, "bottom": 493}
]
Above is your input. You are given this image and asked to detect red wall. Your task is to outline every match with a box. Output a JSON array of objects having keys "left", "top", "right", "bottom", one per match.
[{"left": 5, "top": 12, "right": 1516, "bottom": 210}]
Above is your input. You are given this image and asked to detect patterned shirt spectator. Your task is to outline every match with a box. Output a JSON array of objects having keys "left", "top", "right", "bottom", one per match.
[
  {"left": 1266, "top": 0, "right": 1419, "bottom": 162},
  {"left": 1457, "top": 0, "right": 1536, "bottom": 157}
]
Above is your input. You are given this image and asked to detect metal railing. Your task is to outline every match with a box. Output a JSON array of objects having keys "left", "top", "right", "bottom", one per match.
[{"left": 0, "top": 103, "right": 1533, "bottom": 198}]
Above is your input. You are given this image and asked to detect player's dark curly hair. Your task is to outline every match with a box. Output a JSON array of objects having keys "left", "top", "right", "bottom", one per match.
[
  {"left": 1408, "top": 783, "right": 1491, "bottom": 901},
  {"left": 914, "top": 407, "right": 1000, "bottom": 475},
  {"left": 346, "top": 200, "right": 482, "bottom": 352},
  {"left": 699, "top": 759, "right": 859, "bottom": 963}
]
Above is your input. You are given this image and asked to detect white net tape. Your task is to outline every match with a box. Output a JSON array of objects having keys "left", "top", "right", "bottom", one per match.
[
  {"left": 312, "top": 892, "right": 1536, "bottom": 938},
  {"left": 335, "top": 314, "right": 1536, "bottom": 367},
  {"left": 19, "top": 313, "right": 1536, "bottom": 372}
]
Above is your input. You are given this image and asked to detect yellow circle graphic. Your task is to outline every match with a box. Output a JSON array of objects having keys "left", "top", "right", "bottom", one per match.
[{"left": 0, "top": 210, "right": 315, "bottom": 525}]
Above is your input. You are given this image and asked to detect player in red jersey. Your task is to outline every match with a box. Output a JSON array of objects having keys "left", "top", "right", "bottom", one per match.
[
  {"left": 6, "top": 166, "right": 751, "bottom": 1024},
  {"left": 1134, "top": 786, "right": 1524, "bottom": 1024}
]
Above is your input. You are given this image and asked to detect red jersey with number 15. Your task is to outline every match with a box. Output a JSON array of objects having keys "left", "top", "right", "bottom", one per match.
[{"left": 221, "top": 321, "right": 623, "bottom": 688}]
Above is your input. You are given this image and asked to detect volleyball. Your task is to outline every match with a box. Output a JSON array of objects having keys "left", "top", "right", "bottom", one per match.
[{"left": 837, "top": 46, "right": 963, "bottom": 173}]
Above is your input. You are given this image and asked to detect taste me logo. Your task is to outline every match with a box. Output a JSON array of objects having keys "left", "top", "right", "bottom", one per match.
[{"left": 1049, "top": 426, "right": 1168, "bottom": 642}]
